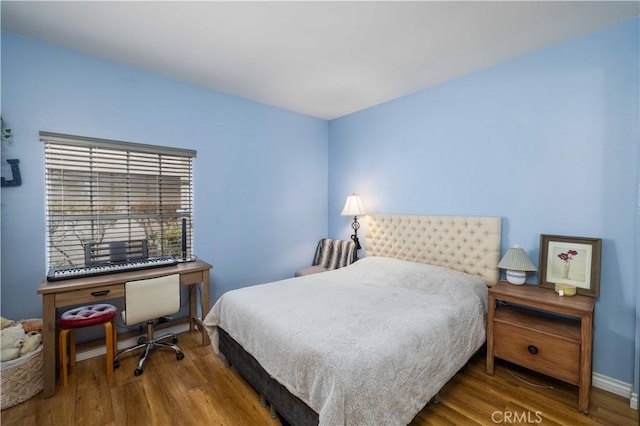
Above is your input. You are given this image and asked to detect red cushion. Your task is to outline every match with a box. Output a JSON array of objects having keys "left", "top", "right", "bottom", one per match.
[{"left": 58, "top": 304, "right": 117, "bottom": 329}]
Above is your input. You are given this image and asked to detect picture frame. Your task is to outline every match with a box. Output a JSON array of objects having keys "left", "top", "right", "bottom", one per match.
[{"left": 538, "top": 234, "right": 602, "bottom": 298}]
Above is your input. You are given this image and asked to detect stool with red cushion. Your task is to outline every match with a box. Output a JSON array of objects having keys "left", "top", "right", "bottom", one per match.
[{"left": 58, "top": 304, "right": 117, "bottom": 386}]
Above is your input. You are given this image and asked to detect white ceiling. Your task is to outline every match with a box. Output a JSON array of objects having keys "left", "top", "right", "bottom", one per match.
[{"left": 2, "top": 1, "right": 638, "bottom": 120}]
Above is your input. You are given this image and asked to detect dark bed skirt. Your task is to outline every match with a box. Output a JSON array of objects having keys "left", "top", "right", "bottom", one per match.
[{"left": 218, "top": 328, "right": 319, "bottom": 426}]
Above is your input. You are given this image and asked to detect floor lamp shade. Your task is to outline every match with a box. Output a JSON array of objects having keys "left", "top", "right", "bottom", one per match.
[{"left": 341, "top": 194, "right": 366, "bottom": 217}]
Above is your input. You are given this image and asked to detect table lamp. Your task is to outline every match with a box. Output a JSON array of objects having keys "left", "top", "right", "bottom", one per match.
[{"left": 497, "top": 244, "right": 537, "bottom": 285}]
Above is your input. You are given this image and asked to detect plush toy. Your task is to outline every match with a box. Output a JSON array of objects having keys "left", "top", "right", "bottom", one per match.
[
  {"left": 19, "top": 318, "right": 43, "bottom": 333},
  {"left": 20, "top": 331, "right": 42, "bottom": 356},
  {"left": 0, "top": 316, "right": 14, "bottom": 330},
  {"left": 1, "top": 324, "right": 26, "bottom": 362}
]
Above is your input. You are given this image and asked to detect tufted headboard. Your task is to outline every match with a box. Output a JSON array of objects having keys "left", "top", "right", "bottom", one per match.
[{"left": 365, "top": 214, "right": 502, "bottom": 286}]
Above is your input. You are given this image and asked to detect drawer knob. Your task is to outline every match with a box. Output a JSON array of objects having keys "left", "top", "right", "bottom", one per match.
[
  {"left": 527, "top": 345, "right": 539, "bottom": 355},
  {"left": 91, "top": 290, "right": 110, "bottom": 297}
]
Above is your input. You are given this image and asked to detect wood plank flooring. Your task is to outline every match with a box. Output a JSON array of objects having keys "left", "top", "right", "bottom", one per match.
[{"left": 2, "top": 331, "right": 637, "bottom": 425}]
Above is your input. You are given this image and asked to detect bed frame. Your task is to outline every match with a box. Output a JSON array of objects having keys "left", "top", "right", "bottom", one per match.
[
  {"left": 365, "top": 214, "right": 501, "bottom": 286},
  {"left": 219, "top": 214, "right": 502, "bottom": 425}
]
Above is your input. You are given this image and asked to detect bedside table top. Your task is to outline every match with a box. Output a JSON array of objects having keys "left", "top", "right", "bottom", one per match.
[{"left": 490, "top": 281, "right": 595, "bottom": 315}]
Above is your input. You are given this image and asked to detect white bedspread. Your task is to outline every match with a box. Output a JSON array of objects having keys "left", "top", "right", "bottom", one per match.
[{"left": 203, "top": 256, "right": 488, "bottom": 426}]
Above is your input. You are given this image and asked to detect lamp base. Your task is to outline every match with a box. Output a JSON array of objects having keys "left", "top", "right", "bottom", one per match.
[{"left": 505, "top": 270, "right": 526, "bottom": 285}]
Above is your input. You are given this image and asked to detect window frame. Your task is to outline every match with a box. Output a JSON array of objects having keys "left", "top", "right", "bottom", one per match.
[{"left": 42, "top": 132, "right": 196, "bottom": 267}]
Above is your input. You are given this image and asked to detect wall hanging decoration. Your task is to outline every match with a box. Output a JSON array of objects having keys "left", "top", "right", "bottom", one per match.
[
  {"left": 1, "top": 116, "right": 21, "bottom": 187},
  {"left": 1, "top": 159, "right": 21, "bottom": 187},
  {"left": 1, "top": 116, "right": 11, "bottom": 142}
]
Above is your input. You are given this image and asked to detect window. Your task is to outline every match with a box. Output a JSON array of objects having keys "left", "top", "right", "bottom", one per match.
[{"left": 42, "top": 132, "right": 196, "bottom": 267}]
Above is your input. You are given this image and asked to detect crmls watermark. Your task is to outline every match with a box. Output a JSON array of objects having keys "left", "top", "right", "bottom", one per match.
[{"left": 491, "top": 410, "right": 543, "bottom": 424}]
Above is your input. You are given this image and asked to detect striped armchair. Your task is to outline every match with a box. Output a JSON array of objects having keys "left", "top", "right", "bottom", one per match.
[{"left": 295, "top": 238, "right": 357, "bottom": 277}]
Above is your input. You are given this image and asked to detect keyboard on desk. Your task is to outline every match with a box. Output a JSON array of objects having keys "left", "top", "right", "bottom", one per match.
[{"left": 47, "top": 256, "right": 179, "bottom": 281}]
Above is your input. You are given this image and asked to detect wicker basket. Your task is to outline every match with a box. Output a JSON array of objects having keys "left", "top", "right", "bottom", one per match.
[{"left": 1, "top": 345, "right": 43, "bottom": 410}]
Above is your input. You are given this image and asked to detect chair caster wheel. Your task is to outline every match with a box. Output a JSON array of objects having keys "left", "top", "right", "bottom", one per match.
[
  {"left": 134, "top": 368, "right": 143, "bottom": 376},
  {"left": 177, "top": 352, "right": 185, "bottom": 361},
  {"left": 172, "top": 337, "right": 178, "bottom": 344},
  {"left": 137, "top": 337, "right": 146, "bottom": 345},
  {"left": 113, "top": 360, "right": 120, "bottom": 369}
]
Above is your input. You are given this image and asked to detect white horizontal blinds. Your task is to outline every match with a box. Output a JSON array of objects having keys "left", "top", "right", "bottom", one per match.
[{"left": 43, "top": 133, "right": 195, "bottom": 268}]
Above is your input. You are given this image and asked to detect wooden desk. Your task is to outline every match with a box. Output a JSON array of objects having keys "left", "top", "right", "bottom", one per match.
[{"left": 37, "top": 259, "right": 212, "bottom": 398}]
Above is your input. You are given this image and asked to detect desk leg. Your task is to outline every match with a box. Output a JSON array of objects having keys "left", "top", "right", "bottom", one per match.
[
  {"left": 200, "top": 269, "right": 210, "bottom": 346},
  {"left": 42, "top": 294, "right": 56, "bottom": 398},
  {"left": 189, "top": 284, "right": 197, "bottom": 333}
]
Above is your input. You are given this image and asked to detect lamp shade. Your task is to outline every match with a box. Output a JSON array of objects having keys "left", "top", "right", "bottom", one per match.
[
  {"left": 497, "top": 245, "right": 537, "bottom": 285},
  {"left": 497, "top": 245, "right": 537, "bottom": 271},
  {"left": 341, "top": 194, "right": 366, "bottom": 216}
]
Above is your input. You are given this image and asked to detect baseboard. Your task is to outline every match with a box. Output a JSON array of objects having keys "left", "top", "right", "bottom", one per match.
[
  {"left": 76, "top": 323, "right": 191, "bottom": 362},
  {"left": 77, "top": 331, "right": 638, "bottom": 410},
  {"left": 592, "top": 372, "right": 637, "bottom": 409}
]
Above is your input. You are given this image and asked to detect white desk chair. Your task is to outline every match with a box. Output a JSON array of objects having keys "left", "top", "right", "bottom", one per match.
[{"left": 113, "top": 274, "right": 184, "bottom": 376}]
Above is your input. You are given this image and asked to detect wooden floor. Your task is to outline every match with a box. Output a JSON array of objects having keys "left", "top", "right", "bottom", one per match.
[{"left": 2, "top": 331, "right": 637, "bottom": 426}]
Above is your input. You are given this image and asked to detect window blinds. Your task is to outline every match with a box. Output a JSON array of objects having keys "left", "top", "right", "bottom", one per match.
[{"left": 42, "top": 132, "right": 196, "bottom": 267}]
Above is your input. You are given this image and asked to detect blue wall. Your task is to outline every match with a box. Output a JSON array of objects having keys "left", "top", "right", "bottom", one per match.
[
  {"left": 0, "top": 32, "right": 328, "bottom": 324},
  {"left": 328, "top": 18, "right": 639, "bottom": 386}
]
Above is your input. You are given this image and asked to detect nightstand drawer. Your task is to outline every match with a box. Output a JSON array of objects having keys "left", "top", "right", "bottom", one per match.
[{"left": 494, "top": 321, "right": 580, "bottom": 384}]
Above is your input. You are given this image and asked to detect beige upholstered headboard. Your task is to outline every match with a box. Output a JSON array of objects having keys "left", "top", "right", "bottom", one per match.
[{"left": 365, "top": 214, "right": 502, "bottom": 286}]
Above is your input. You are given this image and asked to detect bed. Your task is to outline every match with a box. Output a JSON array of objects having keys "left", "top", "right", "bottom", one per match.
[{"left": 203, "top": 214, "right": 501, "bottom": 425}]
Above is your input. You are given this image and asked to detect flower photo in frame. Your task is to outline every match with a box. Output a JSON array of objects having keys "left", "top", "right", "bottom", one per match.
[{"left": 538, "top": 234, "right": 602, "bottom": 297}]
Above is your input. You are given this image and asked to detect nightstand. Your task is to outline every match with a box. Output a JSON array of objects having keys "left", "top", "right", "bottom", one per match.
[{"left": 486, "top": 281, "right": 595, "bottom": 414}]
